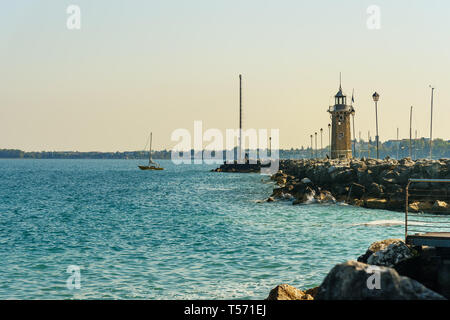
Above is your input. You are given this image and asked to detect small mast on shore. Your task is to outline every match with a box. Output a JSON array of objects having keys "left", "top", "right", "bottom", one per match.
[{"left": 239, "top": 74, "right": 243, "bottom": 162}]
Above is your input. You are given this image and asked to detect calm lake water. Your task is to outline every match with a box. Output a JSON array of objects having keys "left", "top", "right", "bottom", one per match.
[{"left": 0, "top": 159, "right": 404, "bottom": 299}]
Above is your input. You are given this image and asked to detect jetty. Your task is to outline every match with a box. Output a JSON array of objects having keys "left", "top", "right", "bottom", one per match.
[{"left": 269, "top": 157, "right": 450, "bottom": 212}]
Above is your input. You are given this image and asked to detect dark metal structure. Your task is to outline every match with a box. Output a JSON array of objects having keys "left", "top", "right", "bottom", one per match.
[{"left": 405, "top": 178, "right": 450, "bottom": 247}]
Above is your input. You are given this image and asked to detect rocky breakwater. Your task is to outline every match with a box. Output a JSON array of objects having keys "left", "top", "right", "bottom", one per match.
[
  {"left": 269, "top": 158, "right": 450, "bottom": 211},
  {"left": 267, "top": 238, "right": 450, "bottom": 300}
]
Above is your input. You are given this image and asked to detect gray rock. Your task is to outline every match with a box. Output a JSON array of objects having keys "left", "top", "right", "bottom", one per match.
[
  {"left": 301, "top": 177, "right": 312, "bottom": 184},
  {"left": 367, "top": 242, "right": 415, "bottom": 267},
  {"left": 315, "top": 260, "right": 445, "bottom": 300},
  {"left": 358, "top": 239, "right": 403, "bottom": 263},
  {"left": 349, "top": 183, "right": 365, "bottom": 199},
  {"left": 266, "top": 284, "right": 314, "bottom": 300},
  {"left": 357, "top": 169, "right": 374, "bottom": 187},
  {"left": 368, "top": 182, "right": 383, "bottom": 197}
]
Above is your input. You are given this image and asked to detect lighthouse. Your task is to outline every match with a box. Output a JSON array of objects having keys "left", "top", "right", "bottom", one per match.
[{"left": 328, "top": 80, "right": 355, "bottom": 159}]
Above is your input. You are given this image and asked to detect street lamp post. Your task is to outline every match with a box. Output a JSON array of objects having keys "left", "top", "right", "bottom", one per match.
[
  {"left": 429, "top": 86, "right": 435, "bottom": 160},
  {"left": 320, "top": 128, "right": 323, "bottom": 159},
  {"left": 314, "top": 132, "right": 318, "bottom": 159},
  {"left": 269, "top": 136, "right": 272, "bottom": 157},
  {"left": 372, "top": 92, "right": 380, "bottom": 159},
  {"left": 328, "top": 124, "right": 331, "bottom": 157},
  {"left": 414, "top": 130, "right": 417, "bottom": 160}
]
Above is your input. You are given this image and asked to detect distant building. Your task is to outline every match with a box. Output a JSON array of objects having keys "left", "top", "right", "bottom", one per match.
[{"left": 328, "top": 83, "right": 355, "bottom": 159}]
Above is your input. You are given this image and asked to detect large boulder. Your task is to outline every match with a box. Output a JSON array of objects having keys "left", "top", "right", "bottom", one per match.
[
  {"left": 433, "top": 200, "right": 449, "bottom": 212},
  {"left": 357, "top": 169, "right": 374, "bottom": 187},
  {"left": 349, "top": 182, "right": 365, "bottom": 199},
  {"left": 358, "top": 239, "right": 403, "bottom": 263},
  {"left": 317, "top": 190, "right": 336, "bottom": 204},
  {"left": 367, "top": 182, "right": 383, "bottom": 197},
  {"left": 331, "top": 169, "right": 355, "bottom": 183},
  {"left": 292, "top": 186, "right": 316, "bottom": 205},
  {"left": 395, "top": 167, "right": 411, "bottom": 185},
  {"left": 315, "top": 261, "right": 445, "bottom": 300},
  {"left": 408, "top": 201, "right": 434, "bottom": 212},
  {"left": 364, "top": 198, "right": 388, "bottom": 210},
  {"left": 266, "top": 284, "right": 314, "bottom": 300},
  {"left": 367, "top": 242, "right": 415, "bottom": 267}
]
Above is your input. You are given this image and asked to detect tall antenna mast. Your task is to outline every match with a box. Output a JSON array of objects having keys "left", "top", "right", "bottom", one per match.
[
  {"left": 429, "top": 86, "right": 435, "bottom": 160},
  {"left": 409, "top": 106, "right": 413, "bottom": 159},
  {"left": 415, "top": 129, "right": 418, "bottom": 160},
  {"left": 149, "top": 132, "right": 153, "bottom": 165},
  {"left": 239, "top": 74, "right": 242, "bottom": 161}
]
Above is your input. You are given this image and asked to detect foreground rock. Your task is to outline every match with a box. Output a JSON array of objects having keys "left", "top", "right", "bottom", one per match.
[
  {"left": 366, "top": 242, "right": 415, "bottom": 267},
  {"left": 266, "top": 284, "right": 314, "bottom": 300},
  {"left": 358, "top": 238, "right": 403, "bottom": 261},
  {"left": 268, "top": 238, "right": 450, "bottom": 300},
  {"left": 315, "top": 261, "right": 445, "bottom": 300}
]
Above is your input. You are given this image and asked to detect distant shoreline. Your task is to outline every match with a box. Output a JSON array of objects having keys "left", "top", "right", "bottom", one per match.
[
  {"left": 0, "top": 149, "right": 172, "bottom": 160},
  {"left": 1, "top": 138, "right": 449, "bottom": 160}
]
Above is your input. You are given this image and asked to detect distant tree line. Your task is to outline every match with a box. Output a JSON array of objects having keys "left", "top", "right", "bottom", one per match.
[
  {"left": 0, "top": 139, "right": 448, "bottom": 160},
  {"left": 0, "top": 149, "right": 172, "bottom": 159}
]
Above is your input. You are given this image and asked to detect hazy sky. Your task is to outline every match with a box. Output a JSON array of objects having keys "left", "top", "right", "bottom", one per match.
[{"left": 0, "top": 0, "right": 449, "bottom": 151}]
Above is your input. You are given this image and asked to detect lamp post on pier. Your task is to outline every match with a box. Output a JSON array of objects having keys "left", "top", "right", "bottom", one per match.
[
  {"left": 328, "top": 124, "right": 331, "bottom": 157},
  {"left": 269, "top": 136, "right": 272, "bottom": 157},
  {"left": 314, "top": 132, "right": 318, "bottom": 159},
  {"left": 372, "top": 92, "right": 380, "bottom": 159},
  {"left": 320, "top": 128, "right": 323, "bottom": 159}
]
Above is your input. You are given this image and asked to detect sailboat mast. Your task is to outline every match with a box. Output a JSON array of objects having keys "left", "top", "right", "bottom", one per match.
[
  {"left": 239, "top": 74, "right": 242, "bottom": 161},
  {"left": 149, "top": 132, "right": 153, "bottom": 164}
]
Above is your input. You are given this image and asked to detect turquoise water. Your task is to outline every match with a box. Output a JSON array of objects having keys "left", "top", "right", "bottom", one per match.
[{"left": 0, "top": 159, "right": 404, "bottom": 299}]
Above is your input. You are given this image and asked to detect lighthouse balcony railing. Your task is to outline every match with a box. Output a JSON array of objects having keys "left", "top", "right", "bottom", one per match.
[{"left": 328, "top": 105, "right": 352, "bottom": 112}]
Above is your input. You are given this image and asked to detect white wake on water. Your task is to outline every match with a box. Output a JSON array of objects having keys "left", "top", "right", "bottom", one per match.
[{"left": 351, "top": 219, "right": 423, "bottom": 227}]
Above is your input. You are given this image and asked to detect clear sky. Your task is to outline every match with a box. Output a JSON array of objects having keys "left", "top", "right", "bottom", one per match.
[{"left": 0, "top": 0, "right": 449, "bottom": 151}]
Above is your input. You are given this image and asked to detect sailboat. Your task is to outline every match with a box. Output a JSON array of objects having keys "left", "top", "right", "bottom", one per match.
[{"left": 138, "top": 132, "right": 164, "bottom": 170}]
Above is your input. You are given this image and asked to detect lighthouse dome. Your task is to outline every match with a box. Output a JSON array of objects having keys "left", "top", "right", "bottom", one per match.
[
  {"left": 335, "top": 86, "right": 346, "bottom": 97},
  {"left": 335, "top": 86, "right": 347, "bottom": 105}
]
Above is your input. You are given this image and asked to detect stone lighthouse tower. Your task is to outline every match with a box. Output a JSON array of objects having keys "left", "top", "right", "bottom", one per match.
[{"left": 328, "top": 80, "right": 355, "bottom": 159}]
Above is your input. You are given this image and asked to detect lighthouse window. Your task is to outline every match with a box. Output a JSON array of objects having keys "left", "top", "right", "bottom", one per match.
[
  {"left": 339, "top": 115, "right": 344, "bottom": 122},
  {"left": 338, "top": 132, "right": 344, "bottom": 140}
]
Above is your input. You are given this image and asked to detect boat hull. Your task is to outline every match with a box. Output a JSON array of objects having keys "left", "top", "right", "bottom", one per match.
[{"left": 138, "top": 166, "right": 164, "bottom": 171}]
